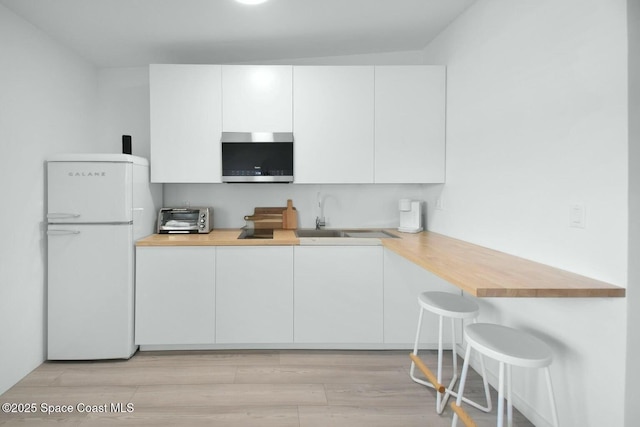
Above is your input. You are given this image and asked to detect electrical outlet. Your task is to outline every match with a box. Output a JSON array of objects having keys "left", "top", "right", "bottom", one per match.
[
  {"left": 569, "top": 204, "right": 586, "bottom": 228},
  {"left": 436, "top": 197, "right": 444, "bottom": 211}
]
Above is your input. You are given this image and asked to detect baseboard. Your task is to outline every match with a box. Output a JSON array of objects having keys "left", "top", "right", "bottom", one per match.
[{"left": 138, "top": 343, "right": 451, "bottom": 351}]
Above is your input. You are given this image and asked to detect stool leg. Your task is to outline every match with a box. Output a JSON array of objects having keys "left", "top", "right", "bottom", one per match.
[
  {"left": 506, "top": 364, "right": 513, "bottom": 427},
  {"left": 436, "top": 317, "right": 458, "bottom": 414},
  {"left": 477, "top": 352, "right": 493, "bottom": 412},
  {"left": 451, "top": 344, "right": 472, "bottom": 427},
  {"left": 473, "top": 318, "right": 493, "bottom": 412},
  {"left": 436, "top": 315, "right": 458, "bottom": 414},
  {"left": 497, "top": 361, "right": 505, "bottom": 427},
  {"left": 436, "top": 314, "right": 444, "bottom": 413},
  {"left": 451, "top": 317, "right": 458, "bottom": 376},
  {"left": 442, "top": 319, "right": 492, "bottom": 414},
  {"left": 410, "top": 307, "right": 430, "bottom": 387},
  {"left": 544, "top": 366, "right": 560, "bottom": 427}
]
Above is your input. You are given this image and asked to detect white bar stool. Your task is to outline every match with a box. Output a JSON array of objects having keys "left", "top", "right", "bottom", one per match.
[
  {"left": 409, "top": 291, "right": 492, "bottom": 414},
  {"left": 452, "top": 323, "right": 559, "bottom": 427}
]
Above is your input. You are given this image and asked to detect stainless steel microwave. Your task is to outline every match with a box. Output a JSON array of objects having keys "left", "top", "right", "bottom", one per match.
[{"left": 221, "top": 132, "right": 293, "bottom": 183}]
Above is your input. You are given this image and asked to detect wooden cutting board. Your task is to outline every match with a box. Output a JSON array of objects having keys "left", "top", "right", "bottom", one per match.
[
  {"left": 282, "top": 199, "right": 298, "bottom": 230},
  {"left": 244, "top": 207, "right": 285, "bottom": 229}
]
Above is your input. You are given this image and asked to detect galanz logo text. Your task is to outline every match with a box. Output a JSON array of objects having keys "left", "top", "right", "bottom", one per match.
[{"left": 68, "top": 172, "right": 106, "bottom": 177}]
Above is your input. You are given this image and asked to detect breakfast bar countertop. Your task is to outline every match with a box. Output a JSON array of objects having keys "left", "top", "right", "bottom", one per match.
[
  {"left": 136, "top": 229, "right": 625, "bottom": 298},
  {"left": 381, "top": 230, "right": 626, "bottom": 298}
]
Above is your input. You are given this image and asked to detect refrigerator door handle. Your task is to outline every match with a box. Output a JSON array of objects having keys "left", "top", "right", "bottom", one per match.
[
  {"left": 47, "top": 213, "right": 81, "bottom": 219},
  {"left": 47, "top": 229, "right": 81, "bottom": 236}
]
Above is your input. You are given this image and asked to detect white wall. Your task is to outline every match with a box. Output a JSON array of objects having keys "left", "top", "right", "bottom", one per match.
[
  {"left": 0, "top": 5, "right": 100, "bottom": 394},
  {"left": 249, "top": 49, "right": 427, "bottom": 65},
  {"left": 625, "top": 0, "right": 640, "bottom": 424},
  {"left": 422, "top": 1, "right": 629, "bottom": 426},
  {"left": 425, "top": 0, "right": 628, "bottom": 283},
  {"left": 97, "top": 68, "right": 152, "bottom": 159}
]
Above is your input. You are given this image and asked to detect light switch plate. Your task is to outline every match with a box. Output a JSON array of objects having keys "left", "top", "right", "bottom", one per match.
[{"left": 569, "top": 204, "right": 586, "bottom": 228}]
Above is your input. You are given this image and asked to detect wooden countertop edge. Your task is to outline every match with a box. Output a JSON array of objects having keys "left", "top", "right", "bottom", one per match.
[
  {"left": 380, "top": 231, "right": 625, "bottom": 298},
  {"left": 136, "top": 229, "right": 625, "bottom": 298},
  {"left": 137, "top": 239, "right": 301, "bottom": 246},
  {"left": 136, "top": 229, "right": 300, "bottom": 246}
]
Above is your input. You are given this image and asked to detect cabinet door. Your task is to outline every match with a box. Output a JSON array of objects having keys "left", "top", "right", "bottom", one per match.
[
  {"left": 149, "top": 64, "right": 222, "bottom": 183},
  {"left": 293, "top": 66, "right": 374, "bottom": 183},
  {"left": 374, "top": 66, "right": 446, "bottom": 183},
  {"left": 383, "top": 248, "right": 461, "bottom": 347},
  {"left": 215, "top": 246, "right": 294, "bottom": 343},
  {"left": 222, "top": 65, "right": 293, "bottom": 132},
  {"left": 294, "top": 246, "right": 383, "bottom": 343},
  {"left": 135, "top": 246, "right": 216, "bottom": 345}
]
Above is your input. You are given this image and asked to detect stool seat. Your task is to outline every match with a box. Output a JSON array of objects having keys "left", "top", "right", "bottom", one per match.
[
  {"left": 453, "top": 323, "right": 559, "bottom": 427},
  {"left": 465, "top": 323, "right": 552, "bottom": 368},
  {"left": 418, "top": 291, "right": 480, "bottom": 319}
]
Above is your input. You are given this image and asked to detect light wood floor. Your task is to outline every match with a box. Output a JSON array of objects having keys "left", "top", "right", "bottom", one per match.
[{"left": 0, "top": 350, "right": 534, "bottom": 426}]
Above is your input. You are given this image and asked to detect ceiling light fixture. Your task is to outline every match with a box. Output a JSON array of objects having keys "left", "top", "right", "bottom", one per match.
[{"left": 235, "top": 0, "right": 269, "bottom": 5}]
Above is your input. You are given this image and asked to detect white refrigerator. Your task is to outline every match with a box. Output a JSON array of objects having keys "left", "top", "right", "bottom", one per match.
[{"left": 46, "top": 154, "right": 161, "bottom": 360}]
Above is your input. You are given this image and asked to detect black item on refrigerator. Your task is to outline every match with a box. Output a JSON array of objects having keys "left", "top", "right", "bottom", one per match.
[{"left": 122, "top": 135, "right": 132, "bottom": 154}]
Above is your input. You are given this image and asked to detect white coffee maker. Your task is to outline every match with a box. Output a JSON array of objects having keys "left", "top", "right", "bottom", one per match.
[{"left": 398, "top": 199, "right": 423, "bottom": 233}]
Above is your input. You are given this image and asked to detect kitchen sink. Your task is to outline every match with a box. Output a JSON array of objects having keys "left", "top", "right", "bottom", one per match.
[
  {"left": 295, "top": 229, "right": 347, "bottom": 238},
  {"left": 295, "top": 229, "right": 398, "bottom": 239},
  {"left": 342, "top": 230, "right": 398, "bottom": 238}
]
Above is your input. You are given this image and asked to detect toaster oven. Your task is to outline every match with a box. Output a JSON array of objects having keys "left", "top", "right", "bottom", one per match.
[{"left": 157, "top": 207, "right": 213, "bottom": 234}]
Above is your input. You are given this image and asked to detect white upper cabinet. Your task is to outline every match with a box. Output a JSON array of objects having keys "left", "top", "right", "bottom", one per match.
[
  {"left": 293, "top": 66, "right": 375, "bottom": 183},
  {"left": 374, "top": 66, "right": 446, "bottom": 183},
  {"left": 222, "top": 65, "right": 293, "bottom": 132},
  {"left": 148, "top": 64, "right": 445, "bottom": 184},
  {"left": 149, "top": 64, "right": 222, "bottom": 183}
]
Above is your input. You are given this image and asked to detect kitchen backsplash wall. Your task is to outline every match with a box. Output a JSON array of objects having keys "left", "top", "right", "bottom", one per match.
[{"left": 164, "top": 183, "right": 437, "bottom": 229}]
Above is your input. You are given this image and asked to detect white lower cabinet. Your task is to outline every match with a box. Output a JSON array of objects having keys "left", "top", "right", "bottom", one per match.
[
  {"left": 383, "top": 248, "right": 462, "bottom": 347},
  {"left": 135, "top": 246, "right": 216, "bottom": 345},
  {"left": 294, "top": 246, "right": 383, "bottom": 344},
  {"left": 134, "top": 244, "right": 462, "bottom": 349},
  {"left": 215, "top": 247, "right": 294, "bottom": 343}
]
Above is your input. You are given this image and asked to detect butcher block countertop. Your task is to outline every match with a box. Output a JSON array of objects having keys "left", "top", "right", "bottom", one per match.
[
  {"left": 380, "top": 231, "right": 625, "bottom": 298},
  {"left": 136, "top": 229, "right": 625, "bottom": 298}
]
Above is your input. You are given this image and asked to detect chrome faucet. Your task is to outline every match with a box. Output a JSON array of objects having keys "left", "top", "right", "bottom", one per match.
[{"left": 315, "top": 191, "right": 326, "bottom": 229}]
